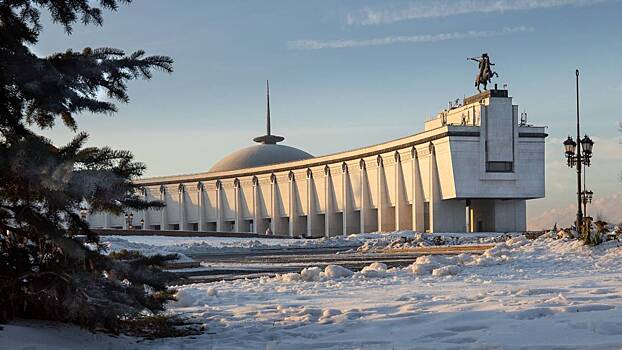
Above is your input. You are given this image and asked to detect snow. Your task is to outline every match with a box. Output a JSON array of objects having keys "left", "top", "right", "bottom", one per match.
[
  {"left": 323, "top": 264, "right": 354, "bottom": 279},
  {"left": 100, "top": 231, "right": 515, "bottom": 258},
  {"left": 300, "top": 266, "right": 322, "bottom": 282},
  {"left": 431, "top": 264, "right": 461, "bottom": 276},
  {"left": 7, "top": 232, "right": 622, "bottom": 349},
  {"left": 359, "top": 262, "right": 388, "bottom": 277}
]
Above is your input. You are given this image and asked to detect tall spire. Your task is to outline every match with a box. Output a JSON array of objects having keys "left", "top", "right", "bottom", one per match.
[
  {"left": 266, "top": 80, "right": 271, "bottom": 136},
  {"left": 253, "top": 80, "right": 284, "bottom": 144}
]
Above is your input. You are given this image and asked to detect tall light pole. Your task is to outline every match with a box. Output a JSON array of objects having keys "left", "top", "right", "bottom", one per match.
[
  {"left": 575, "top": 69, "right": 582, "bottom": 230},
  {"left": 563, "top": 69, "right": 594, "bottom": 233}
]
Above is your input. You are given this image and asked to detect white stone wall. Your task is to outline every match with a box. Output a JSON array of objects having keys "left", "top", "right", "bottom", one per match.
[{"left": 90, "top": 91, "right": 546, "bottom": 235}]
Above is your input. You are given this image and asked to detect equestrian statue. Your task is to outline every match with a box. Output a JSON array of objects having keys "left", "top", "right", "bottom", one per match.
[{"left": 468, "top": 53, "right": 499, "bottom": 92}]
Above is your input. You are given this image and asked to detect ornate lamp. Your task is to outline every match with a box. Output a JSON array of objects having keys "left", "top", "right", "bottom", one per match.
[
  {"left": 563, "top": 136, "right": 577, "bottom": 167},
  {"left": 585, "top": 190, "right": 593, "bottom": 203},
  {"left": 580, "top": 135, "right": 594, "bottom": 166},
  {"left": 124, "top": 213, "right": 134, "bottom": 229}
]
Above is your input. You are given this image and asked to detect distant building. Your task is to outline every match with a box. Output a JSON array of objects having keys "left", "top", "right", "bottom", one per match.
[{"left": 89, "top": 89, "right": 546, "bottom": 235}]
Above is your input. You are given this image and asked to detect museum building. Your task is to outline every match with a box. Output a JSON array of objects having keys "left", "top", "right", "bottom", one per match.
[{"left": 88, "top": 88, "right": 546, "bottom": 236}]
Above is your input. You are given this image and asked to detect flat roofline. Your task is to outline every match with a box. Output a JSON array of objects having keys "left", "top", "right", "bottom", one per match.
[
  {"left": 136, "top": 126, "right": 547, "bottom": 186},
  {"left": 135, "top": 125, "right": 480, "bottom": 185}
]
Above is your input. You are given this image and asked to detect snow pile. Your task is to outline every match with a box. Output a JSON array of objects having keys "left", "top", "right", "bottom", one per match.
[
  {"left": 266, "top": 262, "right": 401, "bottom": 284},
  {"left": 431, "top": 264, "right": 462, "bottom": 277},
  {"left": 409, "top": 234, "right": 544, "bottom": 276},
  {"left": 356, "top": 231, "right": 516, "bottom": 252},
  {"left": 264, "top": 236, "right": 532, "bottom": 284},
  {"left": 300, "top": 266, "right": 322, "bottom": 282},
  {"left": 271, "top": 265, "right": 355, "bottom": 283},
  {"left": 173, "top": 286, "right": 219, "bottom": 307},
  {"left": 358, "top": 262, "right": 388, "bottom": 278},
  {"left": 323, "top": 264, "right": 354, "bottom": 279},
  {"left": 410, "top": 255, "right": 452, "bottom": 275},
  {"left": 101, "top": 236, "right": 193, "bottom": 262}
]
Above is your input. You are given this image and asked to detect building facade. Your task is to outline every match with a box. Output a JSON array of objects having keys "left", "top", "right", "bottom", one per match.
[{"left": 88, "top": 89, "right": 546, "bottom": 236}]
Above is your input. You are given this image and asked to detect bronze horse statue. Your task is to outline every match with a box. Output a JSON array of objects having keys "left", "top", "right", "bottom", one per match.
[{"left": 468, "top": 53, "right": 499, "bottom": 92}]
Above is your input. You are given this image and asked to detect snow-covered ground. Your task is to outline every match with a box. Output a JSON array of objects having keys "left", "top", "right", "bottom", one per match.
[
  {"left": 5, "top": 232, "right": 622, "bottom": 349},
  {"left": 101, "top": 231, "right": 514, "bottom": 257}
]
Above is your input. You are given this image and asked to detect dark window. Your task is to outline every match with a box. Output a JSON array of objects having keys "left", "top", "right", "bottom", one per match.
[
  {"left": 423, "top": 202, "right": 430, "bottom": 232},
  {"left": 486, "top": 161, "right": 513, "bottom": 172}
]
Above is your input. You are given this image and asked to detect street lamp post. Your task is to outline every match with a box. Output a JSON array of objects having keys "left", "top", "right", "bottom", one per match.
[
  {"left": 581, "top": 189, "right": 594, "bottom": 217},
  {"left": 124, "top": 213, "right": 134, "bottom": 229},
  {"left": 563, "top": 69, "right": 594, "bottom": 234}
]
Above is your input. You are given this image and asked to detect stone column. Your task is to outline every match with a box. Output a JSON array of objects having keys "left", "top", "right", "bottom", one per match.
[
  {"left": 252, "top": 176, "right": 262, "bottom": 234},
  {"left": 411, "top": 147, "right": 424, "bottom": 231},
  {"left": 342, "top": 162, "right": 354, "bottom": 236},
  {"left": 359, "top": 159, "right": 371, "bottom": 233},
  {"left": 197, "top": 182, "right": 205, "bottom": 231},
  {"left": 288, "top": 172, "right": 297, "bottom": 238},
  {"left": 376, "top": 155, "right": 388, "bottom": 232},
  {"left": 104, "top": 213, "right": 111, "bottom": 229},
  {"left": 270, "top": 173, "right": 279, "bottom": 235},
  {"left": 306, "top": 169, "right": 316, "bottom": 238},
  {"left": 465, "top": 199, "right": 472, "bottom": 233},
  {"left": 178, "top": 184, "right": 186, "bottom": 231},
  {"left": 428, "top": 143, "right": 439, "bottom": 232},
  {"left": 142, "top": 187, "right": 149, "bottom": 230},
  {"left": 324, "top": 165, "right": 333, "bottom": 238},
  {"left": 394, "top": 151, "right": 409, "bottom": 231},
  {"left": 215, "top": 180, "right": 223, "bottom": 232},
  {"left": 159, "top": 185, "right": 167, "bottom": 230},
  {"left": 234, "top": 178, "right": 241, "bottom": 232}
]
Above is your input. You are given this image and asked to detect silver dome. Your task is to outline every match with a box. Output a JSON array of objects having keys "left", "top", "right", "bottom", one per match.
[{"left": 209, "top": 143, "right": 313, "bottom": 173}]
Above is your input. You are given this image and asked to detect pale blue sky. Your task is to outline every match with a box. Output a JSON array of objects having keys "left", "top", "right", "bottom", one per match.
[{"left": 37, "top": 0, "right": 622, "bottom": 225}]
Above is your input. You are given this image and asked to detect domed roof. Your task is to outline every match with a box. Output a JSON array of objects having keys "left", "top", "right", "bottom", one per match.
[
  {"left": 210, "top": 80, "right": 313, "bottom": 173},
  {"left": 209, "top": 144, "right": 313, "bottom": 173}
]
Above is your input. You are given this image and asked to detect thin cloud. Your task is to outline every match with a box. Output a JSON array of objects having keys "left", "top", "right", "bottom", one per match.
[
  {"left": 346, "top": 0, "right": 611, "bottom": 25},
  {"left": 289, "top": 26, "right": 533, "bottom": 50},
  {"left": 528, "top": 193, "right": 622, "bottom": 230}
]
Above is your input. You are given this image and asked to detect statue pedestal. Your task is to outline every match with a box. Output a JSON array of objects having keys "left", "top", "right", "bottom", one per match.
[{"left": 464, "top": 89, "right": 508, "bottom": 105}]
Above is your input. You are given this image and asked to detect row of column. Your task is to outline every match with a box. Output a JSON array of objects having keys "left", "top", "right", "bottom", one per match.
[{"left": 106, "top": 143, "right": 447, "bottom": 235}]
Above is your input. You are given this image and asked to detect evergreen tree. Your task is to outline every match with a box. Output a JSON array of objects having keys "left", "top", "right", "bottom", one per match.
[{"left": 0, "top": 0, "right": 181, "bottom": 335}]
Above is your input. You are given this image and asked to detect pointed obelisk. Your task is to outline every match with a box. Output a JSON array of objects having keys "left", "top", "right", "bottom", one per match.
[
  {"left": 266, "top": 80, "right": 271, "bottom": 136},
  {"left": 253, "top": 80, "right": 284, "bottom": 144}
]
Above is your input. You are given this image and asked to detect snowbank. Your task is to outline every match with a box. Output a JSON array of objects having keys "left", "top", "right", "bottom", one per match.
[
  {"left": 157, "top": 235, "right": 622, "bottom": 349},
  {"left": 100, "top": 230, "right": 518, "bottom": 260}
]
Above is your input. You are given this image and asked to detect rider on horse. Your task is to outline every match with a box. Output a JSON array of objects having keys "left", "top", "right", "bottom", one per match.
[{"left": 469, "top": 53, "right": 499, "bottom": 92}]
